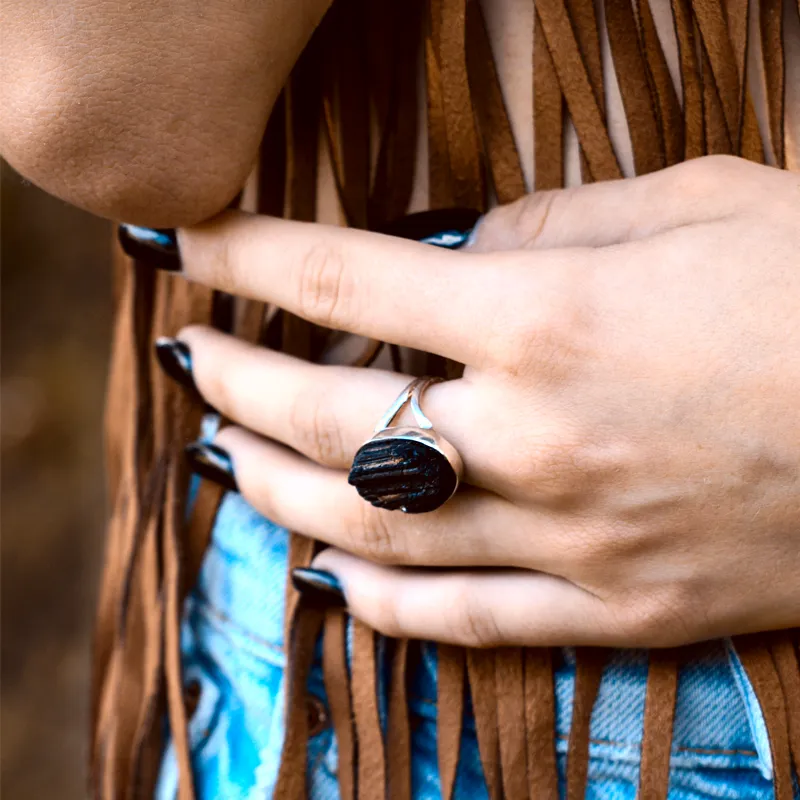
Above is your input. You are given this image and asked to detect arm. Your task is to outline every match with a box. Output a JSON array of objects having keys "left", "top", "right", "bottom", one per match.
[{"left": 0, "top": 0, "right": 332, "bottom": 226}]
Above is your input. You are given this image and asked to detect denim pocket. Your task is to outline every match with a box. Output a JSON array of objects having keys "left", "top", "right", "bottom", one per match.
[{"left": 402, "top": 643, "right": 779, "bottom": 800}]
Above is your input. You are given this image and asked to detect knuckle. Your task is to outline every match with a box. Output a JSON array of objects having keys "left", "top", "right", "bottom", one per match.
[
  {"left": 614, "top": 589, "right": 698, "bottom": 647},
  {"left": 288, "top": 388, "right": 345, "bottom": 465},
  {"left": 346, "top": 503, "right": 404, "bottom": 565},
  {"left": 697, "top": 153, "right": 744, "bottom": 176},
  {"left": 445, "top": 582, "right": 503, "bottom": 648},
  {"left": 488, "top": 317, "right": 551, "bottom": 378},
  {"left": 671, "top": 154, "right": 742, "bottom": 199},
  {"left": 573, "top": 520, "right": 638, "bottom": 574},
  {"left": 510, "top": 426, "right": 629, "bottom": 509},
  {"left": 536, "top": 439, "right": 593, "bottom": 504},
  {"left": 554, "top": 519, "right": 618, "bottom": 576},
  {"left": 511, "top": 188, "right": 573, "bottom": 249},
  {"left": 475, "top": 188, "right": 575, "bottom": 251},
  {"left": 509, "top": 435, "right": 581, "bottom": 502},
  {"left": 491, "top": 268, "right": 596, "bottom": 381},
  {"left": 296, "top": 241, "right": 352, "bottom": 329}
]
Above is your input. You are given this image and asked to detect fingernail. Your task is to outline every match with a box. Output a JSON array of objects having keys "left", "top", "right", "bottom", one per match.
[
  {"left": 420, "top": 224, "right": 479, "bottom": 249},
  {"left": 378, "top": 208, "right": 482, "bottom": 248},
  {"left": 185, "top": 442, "right": 238, "bottom": 493},
  {"left": 155, "top": 337, "right": 196, "bottom": 392},
  {"left": 118, "top": 224, "right": 181, "bottom": 272},
  {"left": 291, "top": 568, "right": 347, "bottom": 609}
]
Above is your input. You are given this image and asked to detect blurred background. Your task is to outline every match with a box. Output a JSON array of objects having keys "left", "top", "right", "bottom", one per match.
[{"left": 2, "top": 160, "right": 112, "bottom": 798}]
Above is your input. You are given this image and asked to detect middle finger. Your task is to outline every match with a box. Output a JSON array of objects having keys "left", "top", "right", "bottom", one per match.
[{"left": 210, "top": 425, "right": 565, "bottom": 572}]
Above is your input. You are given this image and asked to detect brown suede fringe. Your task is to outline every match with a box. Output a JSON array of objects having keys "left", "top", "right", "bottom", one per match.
[{"left": 91, "top": 0, "right": 799, "bottom": 797}]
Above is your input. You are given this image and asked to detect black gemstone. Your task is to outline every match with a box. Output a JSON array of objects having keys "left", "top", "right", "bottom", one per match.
[{"left": 348, "top": 437, "right": 457, "bottom": 514}]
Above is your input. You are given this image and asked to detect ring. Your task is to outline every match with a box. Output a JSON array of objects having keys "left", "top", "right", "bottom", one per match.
[{"left": 348, "top": 377, "right": 463, "bottom": 514}]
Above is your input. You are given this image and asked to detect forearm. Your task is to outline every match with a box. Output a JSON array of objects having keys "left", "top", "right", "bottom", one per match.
[{"left": 0, "top": 0, "right": 331, "bottom": 226}]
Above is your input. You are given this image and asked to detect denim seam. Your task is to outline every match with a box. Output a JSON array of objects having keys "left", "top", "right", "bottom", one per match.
[
  {"left": 554, "top": 733, "right": 757, "bottom": 758},
  {"left": 725, "top": 638, "right": 773, "bottom": 780}
]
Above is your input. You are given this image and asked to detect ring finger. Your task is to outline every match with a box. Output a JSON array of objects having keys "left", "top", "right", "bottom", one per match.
[
  {"left": 206, "top": 426, "right": 564, "bottom": 572},
  {"left": 172, "top": 325, "right": 503, "bottom": 489}
]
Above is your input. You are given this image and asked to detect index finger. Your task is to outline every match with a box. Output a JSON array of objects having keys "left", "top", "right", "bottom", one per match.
[{"left": 176, "top": 209, "right": 505, "bottom": 365}]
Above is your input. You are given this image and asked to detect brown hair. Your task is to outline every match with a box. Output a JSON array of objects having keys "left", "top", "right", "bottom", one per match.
[{"left": 91, "top": 0, "right": 800, "bottom": 796}]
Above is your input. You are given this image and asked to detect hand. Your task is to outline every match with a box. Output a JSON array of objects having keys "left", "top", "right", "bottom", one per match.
[{"left": 167, "top": 155, "right": 800, "bottom": 648}]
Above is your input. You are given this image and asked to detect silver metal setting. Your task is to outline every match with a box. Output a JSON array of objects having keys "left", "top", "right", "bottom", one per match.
[
  {"left": 349, "top": 377, "right": 463, "bottom": 513},
  {"left": 373, "top": 377, "right": 435, "bottom": 432}
]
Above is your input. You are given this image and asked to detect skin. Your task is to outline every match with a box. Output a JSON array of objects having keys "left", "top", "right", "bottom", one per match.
[
  {"left": 0, "top": 0, "right": 333, "bottom": 226},
  {"left": 3, "top": 2, "right": 799, "bottom": 648},
  {"left": 171, "top": 156, "right": 800, "bottom": 648}
]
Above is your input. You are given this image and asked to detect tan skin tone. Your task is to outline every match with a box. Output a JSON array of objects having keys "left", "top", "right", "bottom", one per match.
[
  {"left": 178, "top": 159, "right": 800, "bottom": 648},
  {"left": 0, "top": 0, "right": 332, "bottom": 226},
  {"left": 3, "top": 2, "right": 799, "bottom": 648}
]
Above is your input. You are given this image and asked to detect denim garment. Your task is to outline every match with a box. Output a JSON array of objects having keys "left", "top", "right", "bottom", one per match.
[{"left": 157, "top": 492, "right": 796, "bottom": 800}]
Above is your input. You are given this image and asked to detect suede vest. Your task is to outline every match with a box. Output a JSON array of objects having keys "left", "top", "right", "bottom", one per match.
[{"left": 91, "top": 0, "right": 800, "bottom": 797}]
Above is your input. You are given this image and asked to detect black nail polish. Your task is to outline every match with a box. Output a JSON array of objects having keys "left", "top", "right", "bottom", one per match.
[
  {"left": 185, "top": 442, "right": 238, "bottom": 493},
  {"left": 377, "top": 208, "right": 482, "bottom": 249},
  {"left": 291, "top": 568, "right": 347, "bottom": 609},
  {"left": 118, "top": 224, "right": 181, "bottom": 271},
  {"left": 155, "top": 337, "right": 196, "bottom": 392}
]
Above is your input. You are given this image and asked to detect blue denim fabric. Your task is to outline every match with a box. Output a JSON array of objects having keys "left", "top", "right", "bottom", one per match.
[{"left": 157, "top": 491, "right": 796, "bottom": 799}]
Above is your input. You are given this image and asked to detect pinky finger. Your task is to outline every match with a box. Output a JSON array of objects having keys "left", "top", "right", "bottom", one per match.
[{"left": 301, "top": 549, "right": 629, "bottom": 648}]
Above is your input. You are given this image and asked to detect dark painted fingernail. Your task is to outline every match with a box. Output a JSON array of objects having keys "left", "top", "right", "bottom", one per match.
[
  {"left": 291, "top": 568, "right": 346, "bottom": 609},
  {"left": 185, "top": 442, "right": 238, "bottom": 493},
  {"left": 378, "top": 208, "right": 482, "bottom": 249},
  {"left": 155, "top": 337, "right": 196, "bottom": 392},
  {"left": 419, "top": 225, "right": 479, "bottom": 249},
  {"left": 118, "top": 224, "right": 181, "bottom": 271}
]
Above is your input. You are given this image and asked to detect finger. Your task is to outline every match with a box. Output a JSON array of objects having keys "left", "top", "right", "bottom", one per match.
[
  {"left": 178, "top": 326, "right": 521, "bottom": 494},
  {"left": 310, "top": 549, "right": 627, "bottom": 647},
  {"left": 181, "top": 326, "right": 412, "bottom": 467},
  {"left": 467, "top": 155, "right": 750, "bottom": 253},
  {"left": 175, "top": 325, "right": 596, "bottom": 501},
  {"left": 176, "top": 209, "right": 515, "bottom": 365},
  {"left": 212, "top": 426, "right": 559, "bottom": 571}
]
